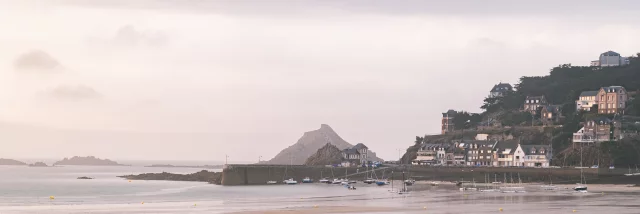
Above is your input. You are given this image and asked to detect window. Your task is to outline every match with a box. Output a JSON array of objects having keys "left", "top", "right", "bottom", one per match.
[{"left": 619, "top": 103, "right": 623, "bottom": 108}]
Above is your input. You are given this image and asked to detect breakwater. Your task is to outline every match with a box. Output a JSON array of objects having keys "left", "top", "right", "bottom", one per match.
[{"left": 221, "top": 165, "right": 633, "bottom": 186}]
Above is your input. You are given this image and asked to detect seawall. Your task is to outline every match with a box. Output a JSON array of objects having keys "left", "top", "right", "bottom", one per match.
[{"left": 221, "top": 165, "right": 630, "bottom": 186}]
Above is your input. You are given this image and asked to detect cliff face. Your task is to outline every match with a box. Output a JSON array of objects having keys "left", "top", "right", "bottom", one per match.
[
  {"left": 0, "top": 158, "right": 27, "bottom": 165},
  {"left": 54, "top": 156, "right": 124, "bottom": 166},
  {"left": 266, "top": 124, "right": 382, "bottom": 164},
  {"left": 305, "top": 143, "right": 343, "bottom": 165}
]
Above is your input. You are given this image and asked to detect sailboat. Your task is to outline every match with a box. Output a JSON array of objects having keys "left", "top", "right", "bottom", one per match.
[
  {"left": 319, "top": 170, "right": 330, "bottom": 183},
  {"left": 302, "top": 177, "right": 313, "bottom": 183},
  {"left": 624, "top": 165, "right": 634, "bottom": 176},
  {"left": 266, "top": 167, "right": 277, "bottom": 184},
  {"left": 376, "top": 170, "right": 389, "bottom": 186},
  {"left": 364, "top": 166, "right": 376, "bottom": 184},
  {"left": 480, "top": 174, "right": 497, "bottom": 192},
  {"left": 633, "top": 165, "right": 640, "bottom": 176},
  {"left": 541, "top": 169, "right": 557, "bottom": 190},
  {"left": 398, "top": 171, "right": 410, "bottom": 194},
  {"left": 573, "top": 143, "right": 588, "bottom": 193},
  {"left": 284, "top": 178, "right": 298, "bottom": 185}
]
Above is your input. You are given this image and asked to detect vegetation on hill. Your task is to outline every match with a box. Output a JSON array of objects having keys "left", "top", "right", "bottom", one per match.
[
  {"left": 406, "top": 53, "right": 640, "bottom": 166},
  {"left": 305, "top": 143, "right": 344, "bottom": 166}
]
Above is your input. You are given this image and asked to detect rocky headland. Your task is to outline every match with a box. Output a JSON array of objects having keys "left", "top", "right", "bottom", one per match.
[
  {"left": 265, "top": 124, "right": 382, "bottom": 164},
  {"left": 54, "top": 156, "right": 127, "bottom": 166},
  {"left": 118, "top": 170, "right": 222, "bottom": 185},
  {"left": 0, "top": 158, "right": 27, "bottom": 165},
  {"left": 304, "top": 143, "right": 343, "bottom": 166}
]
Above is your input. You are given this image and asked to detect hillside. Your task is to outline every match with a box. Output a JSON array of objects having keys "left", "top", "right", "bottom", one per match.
[
  {"left": 0, "top": 158, "right": 27, "bottom": 166},
  {"left": 305, "top": 143, "right": 343, "bottom": 166},
  {"left": 54, "top": 156, "right": 126, "bottom": 166},
  {"left": 265, "top": 124, "right": 382, "bottom": 164}
]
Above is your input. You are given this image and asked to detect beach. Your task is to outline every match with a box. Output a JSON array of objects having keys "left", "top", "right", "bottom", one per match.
[{"left": 0, "top": 166, "right": 639, "bottom": 213}]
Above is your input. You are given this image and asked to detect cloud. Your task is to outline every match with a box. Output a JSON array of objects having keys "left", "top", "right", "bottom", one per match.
[
  {"left": 112, "top": 25, "right": 168, "bottom": 47},
  {"left": 13, "top": 50, "right": 62, "bottom": 72},
  {"left": 43, "top": 85, "right": 102, "bottom": 100}
]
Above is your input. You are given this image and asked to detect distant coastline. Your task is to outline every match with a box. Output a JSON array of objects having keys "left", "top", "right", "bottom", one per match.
[
  {"left": 54, "top": 156, "right": 129, "bottom": 166},
  {"left": 145, "top": 164, "right": 223, "bottom": 169}
]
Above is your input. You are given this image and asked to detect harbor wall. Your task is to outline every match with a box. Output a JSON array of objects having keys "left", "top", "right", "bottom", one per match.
[{"left": 220, "top": 165, "right": 623, "bottom": 186}]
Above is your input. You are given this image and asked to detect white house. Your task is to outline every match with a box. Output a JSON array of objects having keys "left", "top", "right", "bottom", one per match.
[
  {"left": 521, "top": 145, "right": 551, "bottom": 167},
  {"left": 575, "top": 91, "right": 599, "bottom": 111}
]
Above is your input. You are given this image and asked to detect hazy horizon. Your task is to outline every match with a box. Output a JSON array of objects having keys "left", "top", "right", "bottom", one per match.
[{"left": 1, "top": 0, "right": 640, "bottom": 161}]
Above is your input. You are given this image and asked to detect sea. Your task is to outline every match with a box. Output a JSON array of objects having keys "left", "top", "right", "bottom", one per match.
[{"left": 0, "top": 164, "right": 639, "bottom": 214}]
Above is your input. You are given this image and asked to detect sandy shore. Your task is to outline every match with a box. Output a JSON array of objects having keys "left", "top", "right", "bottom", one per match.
[{"left": 229, "top": 206, "right": 413, "bottom": 214}]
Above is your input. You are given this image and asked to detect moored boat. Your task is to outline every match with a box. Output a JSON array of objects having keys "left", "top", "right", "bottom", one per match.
[
  {"left": 266, "top": 180, "right": 277, "bottom": 184},
  {"left": 284, "top": 178, "right": 298, "bottom": 185},
  {"left": 302, "top": 177, "right": 313, "bottom": 183}
]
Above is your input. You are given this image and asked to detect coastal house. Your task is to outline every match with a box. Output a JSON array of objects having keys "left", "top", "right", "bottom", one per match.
[
  {"left": 445, "top": 147, "right": 466, "bottom": 166},
  {"left": 572, "top": 117, "right": 621, "bottom": 143},
  {"left": 489, "top": 82, "right": 513, "bottom": 98},
  {"left": 541, "top": 105, "right": 563, "bottom": 125},
  {"left": 591, "top": 51, "right": 629, "bottom": 67},
  {"left": 521, "top": 145, "right": 552, "bottom": 167},
  {"left": 465, "top": 140, "right": 497, "bottom": 166},
  {"left": 441, "top": 109, "right": 457, "bottom": 134},
  {"left": 597, "top": 86, "right": 628, "bottom": 114},
  {"left": 576, "top": 91, "right": 599, "bottom": 111},
  {"left": 492, "top": 140, "right": 524, "bottom": 167},
  {"left": 413, "top": 144, "right": 449, "bottom": 165},
  {"left": 352, "top": 143, "right": 368, "bottom": 164},
  {"left": 341, "top": 148, "right": 360, "bottom": 167},
  {"left": 523, "top": 96, "right": 547, "bottom": 114}
]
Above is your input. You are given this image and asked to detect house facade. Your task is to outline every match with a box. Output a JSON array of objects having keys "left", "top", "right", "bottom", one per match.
[
  {"left": 341, "top": 148, "right": 360, "bottom": 167},
  {"left": 441, "top": 109, "right": 456, "bottom": 134},
  {"left": 576, "top": 91, "right": 599, "bottom": 111},
  {"left": 492, "top": 140, "right": 523, "bottom": 166},
  {"left": 541, "top": 105, "right": 562, "bottom": 125},
  {"left": 352, "top": 143, "right": 368, "bottom": 164},
  {"left": 521, "top": 145, "right": 551, "bottom": 167},
  {"left": 572, "top": 117, "right": 621, "bottom": 143},
  {"left": 523, "top": 96, "right": 547, "bottom": 114},
  {"left": 465, "top": 140, "right": 497, "bottom": 166},
  {"left": 597, "top": 86, "right": 628, "bottom": 114},
  {"left": 413, "top": 144, "right": 449, "bottom": 165},
  {"left": 489, "top": 83, "right": 513, "bottom": 98}
]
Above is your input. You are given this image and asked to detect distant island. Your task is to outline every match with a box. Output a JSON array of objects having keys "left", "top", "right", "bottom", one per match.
[
  {"left": 145, "top": 164, "right": 223, "bottom": 169},
  {"left": 118, "top": 170, "right": 221, "bottom": 185},
  {"left": 54, "top": 156, "right": 128, "bottom": 166},
  {"left": 28, "top": 162, "right": 49, "bottom": 167},
  {"left": 0, "top": 158, "right": 27, "bottom": 166}
]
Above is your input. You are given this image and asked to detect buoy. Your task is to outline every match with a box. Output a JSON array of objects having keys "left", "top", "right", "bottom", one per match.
[
  {"left": 194, "top": 203, "right": 197, "bottom": 206},
  {"left": 573, "top": 210, "right": 576, "bottom": 212},
  {"left": 49, "top": 196, "right": 55, "bottom": 200},
  {"left": 499, "top": 208, "right": 503, "bottom": 211},
  {"left": 423, "top": 206, "right": 427, "bottom": 210},
  {"left": 313, "top": 205, "right": 318, "bottom": 208},
  {"left": 129, "top": 180, "right": 132, "bottom": 182},
  {"left": 141, "top": 202, "right": 144, "bottom": 204}
]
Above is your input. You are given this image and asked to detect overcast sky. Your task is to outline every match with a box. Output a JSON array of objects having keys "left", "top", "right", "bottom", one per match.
[{"left": 0, "top": 0, "right": 639, "bottom": 162}]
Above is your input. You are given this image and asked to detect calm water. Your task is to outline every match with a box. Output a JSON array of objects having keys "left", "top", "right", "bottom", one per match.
[{"left": 0, "top": 166, "right": 639, "bottom": 213}]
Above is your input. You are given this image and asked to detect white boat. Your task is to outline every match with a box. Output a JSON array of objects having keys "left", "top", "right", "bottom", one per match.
[
  {"left": 459, "top": 187, "right": 478, "bottom": 191},
  {"left": 284, "top": 178, "right": 298, "bottom": 185},
  {"left": 573, "top": 143, "right": 588, "bottom": 193},
  {"left": 430, "top": 181, "right": 439, "bottom": 186},
  {"left": 404, "top": 179, "right": 415, "bottom": 186},
  {"left": 319, "top": 178, "right": 331, "bottom": 184},
  {"left": 302, "top": 177, "right": 313, "bottom": 183},
  {"left": 266, "top": 180, "right": 277, "bottom": 184},
  {"left": 541, "top": 185, "right": 557, "bottom": 190},
  {"left": 331, "top": 179, "right": 343, "bottom": 184},
  {"left": 364, "top": 179, "right": 376, "bottom": 184}
]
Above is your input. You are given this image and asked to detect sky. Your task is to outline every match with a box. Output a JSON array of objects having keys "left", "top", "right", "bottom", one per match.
[{"left": 0, "top": 0, "right": 639, "bottom": 162}]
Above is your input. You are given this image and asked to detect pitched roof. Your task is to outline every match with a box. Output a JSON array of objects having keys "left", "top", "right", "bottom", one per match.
[
  {"left": 490, "top": 83, "right": 513, "bottom": 92},
  {"left": 601, "top": 86, "right": 625, "bottom": 93},
  {"left": 494, "top": 140, "right": 518, "bottom": 154},
  {"left": 525, "top": 95, "right": 546, "bottom": 101},
  {"left": 601, "top": 51, "right": 620, "bottom": 56},
  {"left": 579, "top": 91, "right": 598, "bottom": 97},
  {"left": 352, "top": 143, "right": 368, "bottom": 150},
  {"left": 342, "top": 148, "right": 360, "bottom": 155},
  {"left": 421, "top": 143, "right": 451, "bottom": 150},
  {"left": 542, "top": 105, "right": 561, "bottom": 113},
  {"left": 521, "top": 145, "right": 551, "bottom": 155}
]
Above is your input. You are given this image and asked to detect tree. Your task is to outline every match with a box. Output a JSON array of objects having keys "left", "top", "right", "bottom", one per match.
[{"left": 414, "top": 136, "right": 424, "bottom": 145}]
